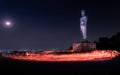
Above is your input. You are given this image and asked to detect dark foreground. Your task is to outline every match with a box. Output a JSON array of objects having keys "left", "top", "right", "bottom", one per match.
[{"left": 0, "top": 56, "right": 120, "bottom": 75}]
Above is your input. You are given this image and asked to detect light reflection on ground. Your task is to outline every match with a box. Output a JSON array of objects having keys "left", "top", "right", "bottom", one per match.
[{"left": 3, "top": 50, "right": 119, "bottom": 62}]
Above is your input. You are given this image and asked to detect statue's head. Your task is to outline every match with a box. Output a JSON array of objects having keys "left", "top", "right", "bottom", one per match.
[{"left": 81, "top": 10, "right": 85, "bottom": 16}]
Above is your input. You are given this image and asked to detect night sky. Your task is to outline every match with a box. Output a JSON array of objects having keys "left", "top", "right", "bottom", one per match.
[{"left": 0, "top": 0, "right": 120, "bottom": 50}]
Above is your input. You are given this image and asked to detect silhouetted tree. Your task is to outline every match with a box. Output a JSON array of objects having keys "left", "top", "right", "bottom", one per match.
[
  {"left": 96, "top": 32, "right": 120, "bottom": 51},
  {"left": 97, "top": 37, "right": 109, "bottom": 49}
]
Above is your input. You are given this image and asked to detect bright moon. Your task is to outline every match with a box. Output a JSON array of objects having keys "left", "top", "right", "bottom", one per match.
[{"left": 5, "top": 21, "right": 11, "bottom": 26}]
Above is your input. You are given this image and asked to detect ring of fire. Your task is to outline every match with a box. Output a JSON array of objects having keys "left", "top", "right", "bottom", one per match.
[{"left": 3, "top": 50, "right": 119, "bottom": 62}]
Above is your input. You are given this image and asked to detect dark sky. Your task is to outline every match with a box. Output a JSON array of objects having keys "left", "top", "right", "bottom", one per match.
[{"left": 0, "top": 0, "right": 120, "bottom": 50}]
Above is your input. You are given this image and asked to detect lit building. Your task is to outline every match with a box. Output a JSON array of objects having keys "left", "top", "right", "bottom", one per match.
[{"left": 72, "top": 40, "right": 96, "bottom": 52}]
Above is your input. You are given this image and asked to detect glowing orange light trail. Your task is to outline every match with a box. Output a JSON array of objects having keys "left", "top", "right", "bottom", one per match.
[{"left": 3, "top": 50, "right": 119, "bottom": 62}]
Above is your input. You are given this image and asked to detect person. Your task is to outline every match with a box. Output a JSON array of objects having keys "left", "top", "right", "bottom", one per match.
[{"left": 80, "top": 10, "right": 87, "bottom": 39}]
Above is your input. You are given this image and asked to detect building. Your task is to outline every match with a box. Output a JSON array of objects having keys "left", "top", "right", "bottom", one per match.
[{"left": 72, "top": 40, "right": 96, "bottom": 52}]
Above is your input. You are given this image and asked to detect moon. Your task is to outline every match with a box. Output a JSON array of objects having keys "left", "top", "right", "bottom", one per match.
[
  {"left": 0, "top": 19, "right": 15, "bottom": 31},
  {"left": 2, "top": 20, "right": 14, "bottom": 30},
  {"left": 5, "top": 21, "right": 11, "bottom": 26}
]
